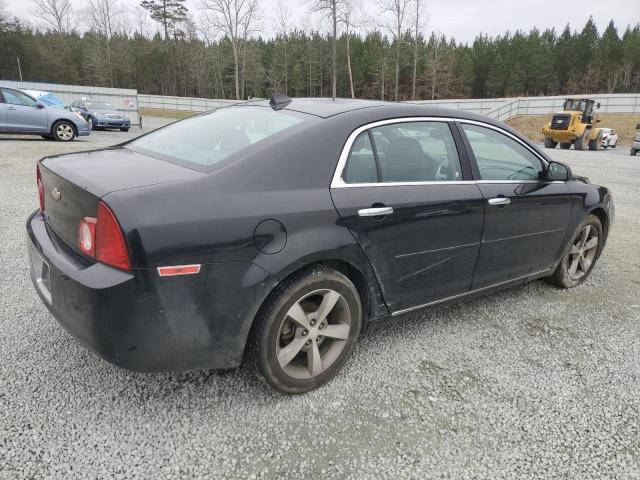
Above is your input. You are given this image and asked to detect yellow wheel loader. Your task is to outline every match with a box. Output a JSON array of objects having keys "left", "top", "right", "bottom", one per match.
[{"left": 542, "top": 98, "right": 604, "bottom": 151}]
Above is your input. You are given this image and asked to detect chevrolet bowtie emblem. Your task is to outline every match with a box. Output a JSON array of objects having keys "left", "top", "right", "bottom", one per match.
[{"left": 51, "top": 187, "right": 62, "bottom": 201}]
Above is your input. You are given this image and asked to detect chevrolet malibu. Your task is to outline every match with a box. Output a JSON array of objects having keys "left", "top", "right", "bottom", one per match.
[{"left": 27, "top": 96, "right": 614, "bottom": 393}]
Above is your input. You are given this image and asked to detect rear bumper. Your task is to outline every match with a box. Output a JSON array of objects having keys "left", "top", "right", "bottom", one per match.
[{"left": 27, "top": 210, "right": 271, "bottom": 372}]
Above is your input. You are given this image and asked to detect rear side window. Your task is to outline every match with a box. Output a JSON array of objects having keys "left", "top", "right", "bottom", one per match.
[
  {"left": 127, "top": 106, "right": 316, "bottom": 172},
  {"left": 461, "top": 123, "right": 543, "bottom": 181},
  {"left": 344, "top": 133, "right": 378, "bottom": 184}
]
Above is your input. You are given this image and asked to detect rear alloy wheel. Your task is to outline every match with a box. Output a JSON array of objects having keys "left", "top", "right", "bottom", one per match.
[
  {"left": 546, "top": 214, "right": 603, "bottom": 288},
  {"left": 52, "top": 121, "right": 76, "bottom": 142},
  {"left": 559, "top": 142, "right": 571, "bottom": 150},
  {"left": 544, "top": 137, "right": 558, "bottom": 149},
  {"left": 248, "top": 266, "right": 362, "bottom": 394}
]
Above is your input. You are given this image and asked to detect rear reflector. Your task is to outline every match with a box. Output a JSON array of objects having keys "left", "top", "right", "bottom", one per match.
[
  {"left": 36, "top": 164, "right": 45, "bottom": 213},
  {"left": 157, "top": 265, "right": 201, "bottom": 277}
]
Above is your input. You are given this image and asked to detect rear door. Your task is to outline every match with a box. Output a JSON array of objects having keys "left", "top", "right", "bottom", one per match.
[
  {"left": 458, "top": 122, "right": 572, "bottom": 288},
  {"left": 0, "top": 88, "right": 48, "bottom": 133},
  {"left": 331, "top": 119, "right": 485, "bottom": 314}
]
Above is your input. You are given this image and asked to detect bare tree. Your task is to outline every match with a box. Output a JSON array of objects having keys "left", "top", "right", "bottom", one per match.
[
  {"left": 272, "top": 0, "right": 293, "bottom": 94},
  {"left": 339, "top": 0, "right": 359, "bottom": 99},
  {"left": 84, "top": 0, "right": 123, "bottom": 84},
  {"left": 410, "top": 0, "right": 427, "bottom": 100},
  {"left": 376, "top": 0, "right": 411, "bottom": 101},
  {"left": 312, "top": 0, "right": 344, "bottom": 100},
  {"left": 201, "top": 0, "right": 260, "bottom": 100},
  {"left": 31, "top": 0, "right": 73, "bottom": 34}
]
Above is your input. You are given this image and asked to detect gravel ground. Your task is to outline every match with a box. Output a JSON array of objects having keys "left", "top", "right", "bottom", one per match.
[{"left": 1, "top": 124, "right": 639, "bottom": 479}]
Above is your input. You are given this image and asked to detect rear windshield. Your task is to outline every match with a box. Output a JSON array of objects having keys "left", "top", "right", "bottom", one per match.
[{"left": 126, "top": 106, "right": 316, "bottom": 171}]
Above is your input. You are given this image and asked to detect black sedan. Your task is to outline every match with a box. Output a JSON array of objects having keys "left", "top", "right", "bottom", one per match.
[{"left": 27, "top": 95, "right": 614, "bottom": 394}]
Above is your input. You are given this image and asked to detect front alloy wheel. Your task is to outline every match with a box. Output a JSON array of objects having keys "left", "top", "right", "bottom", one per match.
[
  {"left": 248, "top": 266, "right": 362, "bottom": 394},
  {"left": 52, "top": 121, "right": 76, "bottom": 142},
  {"left": 547, "top": 214, "right": 603, "bottom": 288}
]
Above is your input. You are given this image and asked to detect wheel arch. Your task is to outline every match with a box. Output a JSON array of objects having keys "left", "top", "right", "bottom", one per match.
[{"left": 588, "top": 206, "right": 610, "bottom": 242}]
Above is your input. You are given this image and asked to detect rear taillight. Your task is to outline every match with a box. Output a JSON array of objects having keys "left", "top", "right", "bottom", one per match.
[
  {"left": 77, "top": 201, "right": 131, "bottom": 271},
  {"left": 36, "top": 164, "right": 45, "bottom": 213}
]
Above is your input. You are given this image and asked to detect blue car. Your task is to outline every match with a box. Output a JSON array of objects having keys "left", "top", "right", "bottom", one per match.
[
  {"left": 0, "top": 87, "right": 90, "bottom": 141},
  {"left": 71, "top": 98, "right": 131, "bottom": 132}
]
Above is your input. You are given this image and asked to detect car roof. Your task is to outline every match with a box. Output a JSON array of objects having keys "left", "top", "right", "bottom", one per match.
[{"left": 234, "top": 97, "right": 496, "bottom": 123}]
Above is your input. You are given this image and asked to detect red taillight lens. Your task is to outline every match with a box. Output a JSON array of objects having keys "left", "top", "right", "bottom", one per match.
[
  {"left": 96, "top": 201, "right": 131, "bottom": 271},
  {"left": 77, "top": 201, "right": 131, "bottom": 271},
  {"left": 36, "top": 164, "right": 45, "bottom": 213},
  {"left": 78, "top": 217, "right": 97, "bottom": 256}
]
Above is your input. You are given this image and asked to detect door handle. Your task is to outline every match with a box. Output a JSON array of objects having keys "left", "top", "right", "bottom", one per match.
[
  {"left": 358, "top": 206, "right": 394, "bottom": 217},
  {"left": 488, "top": 197, "right": 511, "bottom": 206},
  {"left": 7, "top": 106, "right": 16, "bottom": 111}
]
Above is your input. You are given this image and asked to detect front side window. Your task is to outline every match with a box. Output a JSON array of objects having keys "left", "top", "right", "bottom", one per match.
[
  {"left": 127, "top": 106, "right": 317, "bottom": 171},
  {"left": 1, "top": 89, "right": 38, "bottom": 107},
  {"left": 461, "top": 123, "right": 544, "bottom": 181}
]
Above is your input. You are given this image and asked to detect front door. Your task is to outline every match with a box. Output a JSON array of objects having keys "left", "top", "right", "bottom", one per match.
[
  {"left": 0, "top": 88, "right": 48, "bottom": 133},
  {"left": 458, "top": 122, "right": 573, "bottom": 288},
  {"left": 331, "top": 120, "right": 485, "bottom": 314}
]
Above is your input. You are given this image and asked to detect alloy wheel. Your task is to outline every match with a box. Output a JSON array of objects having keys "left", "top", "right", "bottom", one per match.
[
  {"left": 56, "top": 123, "right": 74, "bottom": 141},
  {"left": 276, "top": 289, "right": 352, "bottom": 380},
  {"left": 567, "top": 224, "right": 599, "bottom": 281}
]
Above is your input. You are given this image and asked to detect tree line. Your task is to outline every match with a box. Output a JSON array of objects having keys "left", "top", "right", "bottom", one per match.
[{"left": 0, "top": 0, "right": 639, "bottom": 101}]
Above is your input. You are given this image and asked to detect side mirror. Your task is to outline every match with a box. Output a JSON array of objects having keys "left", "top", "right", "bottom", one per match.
[
  {"left": 547, "top": 161, "right": 571, "bottom": 181},
  {"left": 597, "top": 102, "right": 601, "bottom": 109},
  {"left": 36, "top": 102, "right": 45, "bottom": 109}
]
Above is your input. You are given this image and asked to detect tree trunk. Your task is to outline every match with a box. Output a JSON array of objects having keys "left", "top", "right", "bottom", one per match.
[
  {"left": 331, "top": 1, "right": 337, "bottom": 100},
  {"left": 233, "top": 44, "right": 240, "bottom": 100},
  {"left": 346, "top": 33, "right": 354, "bottom": 98},
  {"left": 394, "top": 26, "right": 400, "bottom": 101},
  {"left": 412, "top": 0, "right": 419, "bottom": 100}
]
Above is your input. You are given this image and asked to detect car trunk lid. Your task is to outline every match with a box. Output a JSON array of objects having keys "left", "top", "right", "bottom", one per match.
[{"left": 39, "top": 147, "right": 203, "bottom": 255}]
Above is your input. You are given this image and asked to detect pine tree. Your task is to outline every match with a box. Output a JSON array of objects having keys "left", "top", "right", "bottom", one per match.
[{"left": 140, "top": 0, "right": 188, "bottom": 41}]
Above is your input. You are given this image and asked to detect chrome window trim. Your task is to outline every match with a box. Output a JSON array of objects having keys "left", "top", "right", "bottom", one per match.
[{"left": 331, "top": 116, "right": 556, "bottom": 189}]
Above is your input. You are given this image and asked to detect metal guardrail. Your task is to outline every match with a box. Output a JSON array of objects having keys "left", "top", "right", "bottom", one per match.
[{"left": 137, "top": 94, "right": 241, "bottom": 112}]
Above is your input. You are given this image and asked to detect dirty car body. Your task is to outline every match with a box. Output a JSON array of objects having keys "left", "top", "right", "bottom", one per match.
[{"left": 27, "top": 99, "right": 614, "bottom": 373}]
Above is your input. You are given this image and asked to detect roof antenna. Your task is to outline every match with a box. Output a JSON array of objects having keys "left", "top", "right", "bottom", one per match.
[{"left": 269, "top": 92, "right": 292, "bottom": 111}]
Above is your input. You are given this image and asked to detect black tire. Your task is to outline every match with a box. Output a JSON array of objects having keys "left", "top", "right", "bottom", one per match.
[
  {"left": 574, "top": 130, "right": 589, "bottom": 150},
  {"left": 247, "top": 265, "right": 363, "bottom": 394},
  {"left": 559, "top": 142, "right": 571, "bottom": 150},
  {"left": 631, "top": 149, "right": 638, "bottom": 157},
  {"left": 51, "top": 120, "right": 76, "bottom": 142},
  {"left": 589, "top": 130, "right": 603, "bottom": 151},
  {"left": 546, "top": 214, "right": 603, "bottom": 289},
  {"left": 544, "top": 137, "right": 557, "bottom": 149},
  {"left": 120, "top": 127, "right": 130, "bottom": 132}
]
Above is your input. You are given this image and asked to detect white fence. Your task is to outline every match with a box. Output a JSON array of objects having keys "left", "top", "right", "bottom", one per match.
[
  {"left": 408, "top": 94, "right": 640, "bottom": 121},
  {"left": 0, "top": 80, "right": 140, "bottom": 124},
  {"left": 137, "top": 94, "right": 240, "bottom": 112}
]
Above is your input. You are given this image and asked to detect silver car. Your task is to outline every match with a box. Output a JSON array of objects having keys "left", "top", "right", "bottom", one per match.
[{"left": 0, "top": 87, "right": 90, "bottom": 142}]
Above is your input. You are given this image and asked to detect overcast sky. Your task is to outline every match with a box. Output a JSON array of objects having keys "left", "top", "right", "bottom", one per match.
[{"left": 3, "top": 0, "right": 639, "bottom": 44}]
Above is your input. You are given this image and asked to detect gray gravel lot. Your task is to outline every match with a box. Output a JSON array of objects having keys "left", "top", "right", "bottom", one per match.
[{"left": 1, "top": 123, "right": 639, "bottom": 479}]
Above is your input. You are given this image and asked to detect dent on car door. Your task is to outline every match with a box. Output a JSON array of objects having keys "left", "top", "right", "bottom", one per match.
[
  {"left": 458, "top": 122, "right": 573, "bottom": 289},
  {"left": 330, "top": 120, "right": 484, "bottom": 314},
  {"left": 0, "top": 88, "right": 48, "bottom": 133}
]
